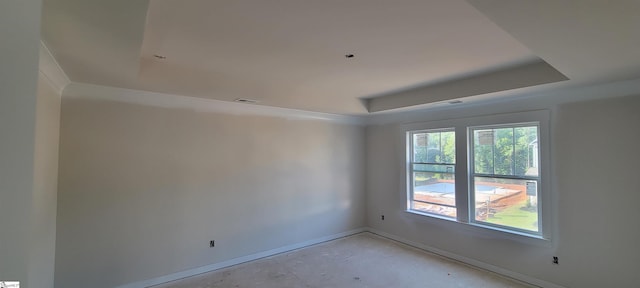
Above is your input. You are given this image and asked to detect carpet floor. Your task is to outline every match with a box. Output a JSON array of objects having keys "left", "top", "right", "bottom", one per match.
[{"left": 151, "top": 232, "right": 530, "bottom": 288}]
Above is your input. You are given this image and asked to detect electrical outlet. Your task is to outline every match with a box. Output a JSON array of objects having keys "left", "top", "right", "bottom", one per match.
[
  {"left": 209, "top": 240, "right": 215, "bottom": 247},
  {"left": 552, "top": 256, "right": 559, "bottom": 264},
  {"left": 381, "top": 215, "right": 385, "bottom": 221}
]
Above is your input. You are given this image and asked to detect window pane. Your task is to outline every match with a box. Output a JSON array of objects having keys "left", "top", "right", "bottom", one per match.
[
  {"left": 426, "top": 132, "right": 441, "bottom": 162},
  {"left": 413, "top": 131, "right": 455, "bottom": 164},
  {"left": 473, "top": 129, "right": 494, "bottom": 174},
  {"left": 412, "top": 171, "right": 456, "bottom": 217},
  {"left": 474, "top": 126, "right": 538, "bottom": 177},
  {"left": 441, "top": 131, "right": 456, "bottom": 164},
  {"left": 413, "top": 133, "right": 427, "bottom": 162},
  {"left": 493, "top": 128, "right": 514, "bottom": 176},
  {"left": 473, "top": 177, "right": 539, "bottom": 232},
  {"left": 514, "top": 127, "right": 539, "bottom": 177}
]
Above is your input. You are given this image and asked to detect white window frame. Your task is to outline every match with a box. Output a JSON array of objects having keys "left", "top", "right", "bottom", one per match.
[
  {"left": 407, "top": 128, "right": 457, "bottom": 219},
  {"left": 402, "top": 110, "right": 551, "bottom": 240},
  {"left": 468, "top": 122, "right": 542, "bottom": 236}
]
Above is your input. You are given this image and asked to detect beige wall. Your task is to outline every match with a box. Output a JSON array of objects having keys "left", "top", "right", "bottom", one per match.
[
  {"left": 0, "top": 1, "right": 56, "bottom": 288},
  {"left": 553, "top": 95, "right": 640, "bottom": 287},
  {"left": 366, "top": 94, "right": 640, "bottom": 287},
  {"left": 55, "top": 97, "right": 365, "bottom": 288},
  {"left": 52, "top": 84, "right": 640, "bottom": 288},
  {"left": 30, "top": 74, "right": 61, "bottom": 288}
]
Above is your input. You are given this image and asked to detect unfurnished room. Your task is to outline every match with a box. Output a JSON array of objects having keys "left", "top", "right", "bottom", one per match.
[{"left": 1, "top": 0, "right": 640, "bottom": 287}]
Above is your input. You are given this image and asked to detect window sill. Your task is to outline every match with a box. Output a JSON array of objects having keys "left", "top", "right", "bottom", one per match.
[
  {"left": 404, "top": 209, "right": 552, "bottom": 247},
  {"left": 406, "top": 209, "right": 457, "bottom": 222}
]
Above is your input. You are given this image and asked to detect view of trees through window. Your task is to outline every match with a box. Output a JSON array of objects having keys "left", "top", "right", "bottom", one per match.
[
  {"left": 411, "top": 130, "right": 456, "bottom": 217},
  {"left": 413, "top": 130, "right": 455, "bottom": 164},
  {"left": 473, "top": 126, "right": 538, "bottom": 177},
  {"left": 471, "top": 125, "right": 540, "bottom": 232}
]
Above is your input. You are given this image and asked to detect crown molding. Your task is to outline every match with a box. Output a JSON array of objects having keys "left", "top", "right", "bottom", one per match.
[
  {"left": 39, "top": 41, "right": 71, "bottom": 94},
  {"left": 62, "top": 77, "right": 640, "bottom": 127},
  {"left": 39, "top": 40, "right": 363, "bottom": 125},
  {"left": 63, "top": 82, "right": 367, "bottom": 125}
]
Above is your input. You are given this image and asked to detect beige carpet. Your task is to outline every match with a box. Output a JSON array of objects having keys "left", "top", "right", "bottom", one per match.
[{"left": 151, "top": 232, "right": 530, "bottom": 288}]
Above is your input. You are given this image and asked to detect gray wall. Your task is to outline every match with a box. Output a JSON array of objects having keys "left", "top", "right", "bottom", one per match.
[
  {"left": 55, "top": 97, "right": 365, "bottom": 288},
  {"left": 366, "top": 94, "right": 640, "bottom": 287},
  {"left": 0, "top": 1, "right": 59, "bottom": 287}
]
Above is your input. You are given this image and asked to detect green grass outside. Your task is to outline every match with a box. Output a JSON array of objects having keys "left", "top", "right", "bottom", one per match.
[
  {"left": 484, "top": 199, "right": 538, "bottom": 232},
  {"left": 415, "top": 175, "right": 429, "bottom": 181}
]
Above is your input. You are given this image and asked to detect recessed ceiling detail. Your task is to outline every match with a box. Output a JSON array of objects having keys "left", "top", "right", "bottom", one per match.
[
  {"left": 365, "top": 59, "right": 568, "bottom": 112},
  {"left": 41, "top": 0, "right": 640, "bottom": 115},
  {"left": 136, "top": 0, "right": 539, "bottom": 115}
]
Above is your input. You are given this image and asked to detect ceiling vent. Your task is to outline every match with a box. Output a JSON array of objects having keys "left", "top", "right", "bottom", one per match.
[{"left": 234, "top": 98, "right": 260, "bottom": 104}]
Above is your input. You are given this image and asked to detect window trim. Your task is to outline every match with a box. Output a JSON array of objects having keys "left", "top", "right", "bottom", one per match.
[
  {"left": 407, "top": 128, "right": 457, "bottom": 218},
  {"left": 468, "top": 122, "right": 543, "bottom": 236},
  {"left": 401, "top": 110, "right": 552, "bottom": 241}
]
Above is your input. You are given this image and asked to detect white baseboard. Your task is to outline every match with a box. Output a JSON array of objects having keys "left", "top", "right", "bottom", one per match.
[
  {"left": 115, "top": 228, "right": 366, "bottom": 288},
  {"left": 117, "top": 227, "right": 564, "bottom": 288},
  {"left": 365, "top": 228, "right": 565, "bottom": 288}
]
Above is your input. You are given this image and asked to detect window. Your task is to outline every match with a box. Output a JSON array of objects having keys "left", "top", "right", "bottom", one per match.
[
  {"left": 409, "top": 129, "right": 456, "bottom": 217},
  {"left": 405, "top": 111, "right": 549, "bottom": 239},
  {"left": 470, "top": 124, "right": 540, "bottom": 233}
]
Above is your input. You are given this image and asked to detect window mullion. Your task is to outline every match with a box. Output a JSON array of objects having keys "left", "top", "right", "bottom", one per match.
[
  {"left": 454, "top": 126, "right": 469, "bottom": 223},
  {"left": 512, "top": 127, "right": 516, "bottom": 175}
]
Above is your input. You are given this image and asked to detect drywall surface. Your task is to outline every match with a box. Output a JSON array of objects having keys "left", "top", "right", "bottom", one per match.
[
  {"left": 29, "top": 74, "right": 61, "bottom": 288},
  {"left": 0, "top": 1, "right": 44, "bottom": 287},
  {"left": 553, "top": 95, "right": 640, "bottom": 287},
  {"left": 366, "top": 93, "right": 640, "bottom": 287},
  {"left": 55, "top": 97, "right": 365, "bottom": 288}
]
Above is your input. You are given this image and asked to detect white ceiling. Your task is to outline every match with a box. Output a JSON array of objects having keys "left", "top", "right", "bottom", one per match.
[{"left": 41, "top": 0, "right": 640, "bottom": 115}]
